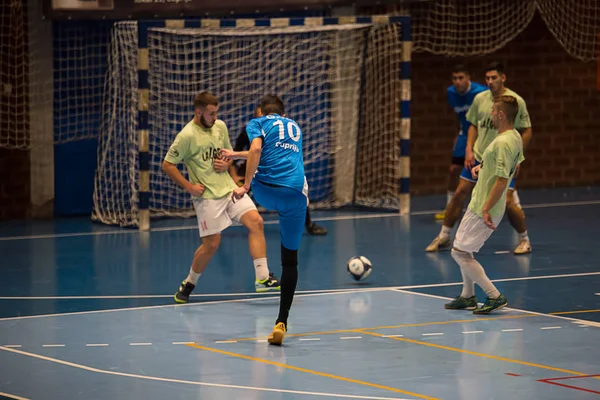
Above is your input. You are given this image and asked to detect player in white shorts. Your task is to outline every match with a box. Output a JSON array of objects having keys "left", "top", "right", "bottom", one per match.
[
  {"left": 445, "top": 95, "right": 524, "bottom": 314},
  {"left": 161, "top": 92, "right": 280, "bottom": 303}
]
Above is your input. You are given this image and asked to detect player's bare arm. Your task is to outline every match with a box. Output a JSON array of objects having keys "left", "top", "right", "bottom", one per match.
[
  {"left": 161, "top": 160, "right": 205, "bottom": 197},
  {"left": 232, "top": 138, "right": 262, "bottom": 200},
  {"left": 464, "top": 124, "right": 478, "bottom": 168},
  {"left": 482, "top": 176, "right": 509, "bottom": 230},
  {"left": 220, "top": 148, "right": 248, "bottom": 160},
  {"left": 518, "top": 127, "right": 532, "bottom": 150}
]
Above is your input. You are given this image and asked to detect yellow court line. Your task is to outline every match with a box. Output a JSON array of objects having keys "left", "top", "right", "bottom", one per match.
[
  {"left": 359, "top": 331, "right": 591, "bottom": 377},
  {"left": 231, "top": 314, "right": 535, "bottom": 342},
  {"left": 187, "top": 343, "right": 438, "bottom": 400},
  {"left": 550, "top": 309, "right": 600, "bottom": 315}
]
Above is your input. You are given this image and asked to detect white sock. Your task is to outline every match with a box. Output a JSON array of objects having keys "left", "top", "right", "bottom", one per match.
[
  {"left": 186, "top": 269, "right": 201, "bottom": 285},
  {"left": 447, "top": 191, "right": 453, "bottom": 205},
  {"left": 518, "top": 231, "right": 529, "bottom": 242},
  {"left": 512, "top": 190, "right": 521, "bottom": 208},
  {"left": 459, "top": 267, "right": 475, "bottom": 298},
  {"left": 439, "top": 225, "right": 452, "bottom": 240},
  {"left": 451, "top": 249, "right": 500, "bottom": 299},
  {"left": 253, "top": 257, "right": 269, "bottom": 281}
]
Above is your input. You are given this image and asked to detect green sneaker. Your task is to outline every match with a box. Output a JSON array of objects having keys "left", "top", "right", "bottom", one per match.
[
  {"left": 444, "top": 296, "right": 478, "bottom": 310},
  {"left": 473, "top": 294, "right": 508, "bottom": 314}
]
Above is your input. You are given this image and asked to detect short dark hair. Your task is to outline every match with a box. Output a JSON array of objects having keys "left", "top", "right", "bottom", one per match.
[
  {"left": 194, "top": 91, "right": 218, "bottom": 109},
  {"left": 485, "top": 61, "right": 505, "bottom": 75},
  {"left": 494, "top": 95, "right": 519, "bottom": 123},
  {"left": 452, "top": 64, "right": 470, "bottom": 75},
  {"left": 260, "top": 95, "right": 284, "bottom": 116}
]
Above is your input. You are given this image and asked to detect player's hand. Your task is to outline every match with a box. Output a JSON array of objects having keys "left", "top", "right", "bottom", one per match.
[
  {"left": 464, "top": 149, "right": 475, "bottom": 170},
  {"left": 219, "top": 149, "right": 239, "bottom": 160},
  {"left": 187, "top": 183, "right": 205, "bottom": 197},
  {"left": 471, "top": 165, "right": 481, "bottom": 179},
  {"left": 232, "top": 185, "right": 249, "bottom": 201},
  {"left": 213, "top": 158, "right": 229, "bottom": 172},
  {"left": 483, "top": 209, "right": 496, "bottom": 230}
]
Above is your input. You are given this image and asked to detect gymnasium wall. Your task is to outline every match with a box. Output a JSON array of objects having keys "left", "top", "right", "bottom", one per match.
[{"left": 409, "top": 13, "right": 600, "bottom": 195}]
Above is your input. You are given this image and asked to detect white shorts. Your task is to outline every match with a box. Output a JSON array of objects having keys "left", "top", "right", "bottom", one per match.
[
  {"left": 193, "top": 194, "right": 257, "bottom": 237},
  {"left": 453, "top": 209, "right": 503, "bottom": 254}
]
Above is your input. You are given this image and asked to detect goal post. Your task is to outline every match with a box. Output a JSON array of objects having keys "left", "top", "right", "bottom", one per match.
[{"left": 92, "top": 15, "right": 411, "bottom": 229}]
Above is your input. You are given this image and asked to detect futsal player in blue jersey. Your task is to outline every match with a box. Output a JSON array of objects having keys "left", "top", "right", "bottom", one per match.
[
  {"left": 223, "top": 95, "right": 307, "bottom": 346},
  {"left": 435, "top": 65, "right": 488, "bottom": 220}
]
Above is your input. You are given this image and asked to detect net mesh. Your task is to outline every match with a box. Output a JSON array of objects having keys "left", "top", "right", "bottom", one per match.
[
  {"left": 53, "top": 21, "right": 112, "bottom": 144},
  {"left": 93, "top": 22, "right": 404, "bottom": 226},
  {"left": 92, "top": 21, "right": 139, "bottom": 226},
  {"left": 391, "top": 0, "right": 599, "bottom": 61},
  {"left": 0, "top": 0, "right": 29, "bottom": 150}
]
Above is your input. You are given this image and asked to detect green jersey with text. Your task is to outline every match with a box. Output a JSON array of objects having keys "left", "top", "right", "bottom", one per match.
[
  {"left": 466, "top": 88, "right": 531, "bottom": 161},
  {"left": 468, "top": 129, "right": 524, "bottom": 218},
  {"left": 164, "top": 119, "right": 237, "bottom": 199}
]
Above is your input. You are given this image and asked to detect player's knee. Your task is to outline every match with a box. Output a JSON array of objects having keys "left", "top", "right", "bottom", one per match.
[
  {"left": 201, "top": 235, "right": 221, "bottom": 254},
  {"left": 451, "top": 247, "right": 472, "bottom": 261},
  {"left": 505, "top": 190, "right": 515, "bottom": 208},
  {"left": 455, "top": 179, "right": 474, "bottom": 198},
  {"left": 243, "top": 210, "right": 264, "bottom": 233},
  {"left": 453, "top": 187, "right": 469, "bottom": 203}
]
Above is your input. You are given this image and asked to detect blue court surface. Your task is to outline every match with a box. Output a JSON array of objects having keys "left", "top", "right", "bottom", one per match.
[{"left": 1, "top": 187, "right": 599, "bottom": 400}]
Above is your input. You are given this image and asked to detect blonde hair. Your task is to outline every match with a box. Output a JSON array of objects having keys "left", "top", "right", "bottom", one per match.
[{"left": 494, "top": 95, "right": 519, "bottom": 124}]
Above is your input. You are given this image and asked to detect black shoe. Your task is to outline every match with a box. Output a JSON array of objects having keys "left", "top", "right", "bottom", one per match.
[
  {"left": 174, "top": 280, "right": 195, "bottom": 304},
  {"left": 255, "top": 272, "right": 281, "bottom": 292},
  {"left": 306, "top": 222, "right": 328, "bottom": 236}
]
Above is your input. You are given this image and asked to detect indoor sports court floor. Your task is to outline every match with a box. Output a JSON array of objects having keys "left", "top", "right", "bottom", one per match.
[{"left": 1, "top": 187, "right": 599, "bottom": 400}]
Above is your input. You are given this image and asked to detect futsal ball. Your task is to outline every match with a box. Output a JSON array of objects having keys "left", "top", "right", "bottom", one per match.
[{"left": 346, "top": 256, "right": 372, "bottom": 281}]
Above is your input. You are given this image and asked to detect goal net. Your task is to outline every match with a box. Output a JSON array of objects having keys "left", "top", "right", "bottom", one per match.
[{"left": 93, "top": 20, "right": 407, "bottom": 227}]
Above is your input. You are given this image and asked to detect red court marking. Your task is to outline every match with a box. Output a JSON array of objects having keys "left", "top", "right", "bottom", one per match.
[
  {"left": 539, "top": 374, "right": 600, "bottom": 396},
  {"left": 505, "top": 373, "right": 521, "bottom": 377}
]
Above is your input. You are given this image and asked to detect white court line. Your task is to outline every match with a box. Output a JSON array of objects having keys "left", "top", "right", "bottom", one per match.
[
  {"left": 0, "top": 289, "right": 371, "bottom": 322},
  {"left": 215, "top": 341, "right": 237, "bottom": 344},
  {"left": 0, "top": 391, "right": 29, "bottom": 400},
  {"left": 502, "top": 329, "right": 523, "bottom": 332},
  {"left": 3, "top": 345, "right": 22, "bottom": 348},
  {"left": 0, "top": 346, "right": 413, "bottom": 400},
  {"left": 86, "top": 344, "right": 109, "bottom": 347},
  {"left": 1, "top": 199, "right": 598, "bottom": 242},
  {"left": 298, "top": 338, "right": 321, "bottom": 341},
  {"left": 462, "top": 331, "right": 483, "bottom": 334},
  {"left": 172, "top": 342, "right": 194, "bottom": 345},
  {"left": 393, "top": 289, "right": 600, "bottom": 328},
  {"left": 2, "top": 271, "right": 600, "bottom": 301},
  {"left": 42, "top": 344, "right": 65, "bottom": 348},
  {"left": 540, "top": 327, "right": 562, "bottom": 330},
  {"left": 422, "top": 333, "right": 443, "bottom": 336},
  {"left": 340, "top": 336, "right": 362, "bottom": 340},
  {"left": 494, "top": 251, "right": 510, "bottom": 254},
  {"left": 0, "top": 287, "right": 381, "bottom": 300},
  {"left": 1, "top": 271, "right": 599, "bottom": 321},
  {"left": 382, "top": 335, "right": 404, "bottom": 338}
]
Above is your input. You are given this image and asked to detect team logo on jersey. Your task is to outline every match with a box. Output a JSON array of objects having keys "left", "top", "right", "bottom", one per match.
[
  {"left": 168, "top": 147, "right": 179, "bottom": 158},
  {"left": 453, "top": 105, "right": 470, "bottom": 114},
  {"left": 275, "top": 142, "right": 299, "bottom": 152},
  {"left": 202, "top": 147, "right": 222, "bottom": 162},
  {"left": 479, "top": 117, "right": 495, "bottom": 130}
]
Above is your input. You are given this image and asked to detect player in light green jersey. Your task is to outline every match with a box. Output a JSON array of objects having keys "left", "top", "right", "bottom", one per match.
[
  {"left": 162, "top": 92, "right": 280, "bottom": 303},
  {"left": 426, "top": 62, "right": 533, "bottom": 255},
  {"left": 445, "top": 95, "right": 524, "bottom": 314}
]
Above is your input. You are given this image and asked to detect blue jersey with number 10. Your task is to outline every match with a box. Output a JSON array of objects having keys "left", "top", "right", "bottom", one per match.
[{"left": 246, "top": 114, "right": 305, "bottom": 192}]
